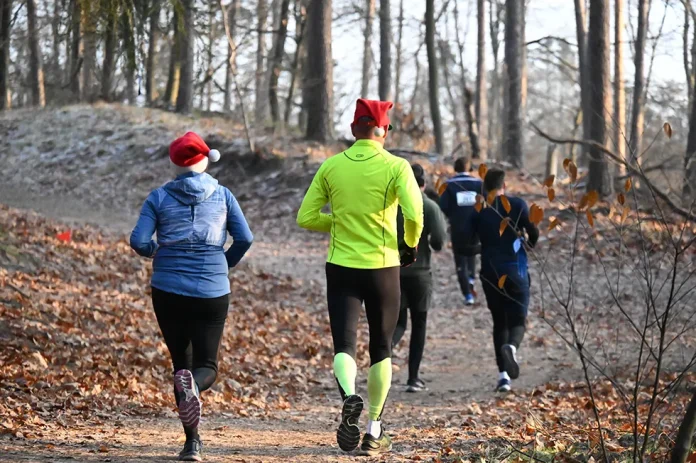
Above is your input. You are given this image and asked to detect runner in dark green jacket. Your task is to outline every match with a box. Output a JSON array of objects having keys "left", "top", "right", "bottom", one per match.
[{"left": 393, "top": 164, "right": 447, "bottom": 392}]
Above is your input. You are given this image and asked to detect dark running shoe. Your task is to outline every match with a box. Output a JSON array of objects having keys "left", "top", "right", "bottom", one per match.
[
  {"left": 406, "top": 378, "right": 428, "bottom": 393},
  {"left": 337, "top": 395, "right": 364, "bottom": 452},
  {"left": 496, "top": 378, "right": 511, "bottom": 393},
  {"left": 360, "top": 429, "right": 393, "bottom": 456},
  {"left": 178, "top": 438, "right": 202, "bottom": 462},
  {"left": 175, "top": 370, "right": 202, "bottom": 430},
  {"left": 501, "top": 344, "right": 520, "bottom": 380}
]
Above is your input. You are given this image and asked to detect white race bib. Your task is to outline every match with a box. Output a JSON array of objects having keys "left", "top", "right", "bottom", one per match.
[{"left": 456, "top": 191, "right": 477, "bottom": 206}]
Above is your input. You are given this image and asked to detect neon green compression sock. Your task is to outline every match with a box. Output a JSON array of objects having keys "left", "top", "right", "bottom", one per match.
[
  {"left": 367, "top": 358, "right": 392, "bottom": 420},
  {"left": 333, "top": 353, "right": 357, "bottom": 398}
]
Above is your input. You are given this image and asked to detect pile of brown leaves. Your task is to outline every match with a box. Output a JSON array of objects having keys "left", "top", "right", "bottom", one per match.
[{"left": 0, "top": 204, "right": 332, "bottom": 438}]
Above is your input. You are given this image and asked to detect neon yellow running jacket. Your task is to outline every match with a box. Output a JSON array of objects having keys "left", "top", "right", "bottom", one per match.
[{"left": 297, "top": 139, "right": 424, "bottom": 269}]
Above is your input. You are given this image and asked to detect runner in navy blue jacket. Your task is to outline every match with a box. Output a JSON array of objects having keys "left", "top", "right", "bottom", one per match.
[
  {"left": 471, "top": 169, "right": 539, "bottom": 393},
  {"left": 439, "top": 157, "right": 484, "bottom": 306}
]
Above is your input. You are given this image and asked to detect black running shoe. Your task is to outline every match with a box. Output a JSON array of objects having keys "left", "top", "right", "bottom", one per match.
[
  {"left": 360, "top": 430, "right": 393, "bottom": 456},
  {"left": 337, "top": 395, "right": 364, "bottom": 452},
  {"left": 501, "top": 344, "right": 520, "bottom": 380},
  {"left": 178, "top": 439, "right": 202, "bottom": 462},
  {"left": 406, "top": 378, "right": 427, "bottom": 393}
]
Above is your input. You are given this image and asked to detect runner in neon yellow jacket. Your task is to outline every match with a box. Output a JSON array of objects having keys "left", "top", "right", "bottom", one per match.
[{"left": 297, "top": 98, "right": 423, "bottom": 456}]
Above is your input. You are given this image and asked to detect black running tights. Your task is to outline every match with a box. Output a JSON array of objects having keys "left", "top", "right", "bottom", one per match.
[
  {"left": 325, "top": 263, "right": 401, "bottom": 365},
  {"left": 151, "top": 287, "right": 229, "bottom": 403},
  {"left": 392, "top": 274, "right": 431, "bottom": 380}
]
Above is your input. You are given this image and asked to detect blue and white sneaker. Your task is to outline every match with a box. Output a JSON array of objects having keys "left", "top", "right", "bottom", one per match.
[
  {"left": 496, "top": 378, "right": 511, "bottom": 392},
  {"left": 465, "top": 294, "right": 475, "bottom": 306},
  {"left": 501, "top": 344, "right": 520, "bottom": 379},
  {"left": 468, "top": 277, "right": 476, "bottom": 288}
]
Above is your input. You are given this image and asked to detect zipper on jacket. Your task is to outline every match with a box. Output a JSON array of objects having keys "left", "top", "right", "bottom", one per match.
[{"left": 190, "top": 205, "right": 195, "bottom": 222}]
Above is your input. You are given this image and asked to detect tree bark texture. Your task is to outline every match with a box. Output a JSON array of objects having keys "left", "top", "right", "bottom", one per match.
[
  {"left": 504, "top": 0, "right": 523, "bottom": 167},
  {"left": 670, "top": 389, "right": 696, "bottom": 463},
  {"left": 684, "top": 58, "right": 696, "bottom": 202},
  {"left": 146, "top": 0, "right": 161, "bottom": 104},
  {"left": 27, "top": 0, "right": 46, "bottom": 107},
  {"left": 394, "top": 0, "right": 404, "bottom": 107},
  {"left": 614, "top": 0, "right": 627, "bottom": 174},
  {"left": 224, "top": 0, "right": 240, "bottom": 113},
  {"left": 0, "top": 0, "right": 12, "bottom": 109},
  {"left": 425, "top": 0, "right": 444, "bottom": 154},
  {"left": 586, "top": 0, "right": 613, "bottom": 196},
  {"left": 378, "top": 0, "right": 392, "bottom": 101},
  {"left": 255, "top": 0, "right": 268, "bottom": 122},
  {"left": 175, "top": 0, "right": 194, "bottom": 114},
  {"left": 476, "top": 0, "right": 488, "bottom": 160},
  {"left": 68, "top": 0, "right": 81, "bottom": 100},
  {"left": 284, "top": 0, "right": 306, "bottom": 125},
  {"left": 361, "top": 0, "right": 375, "bottom": 98},
  {"left": 164, "top": 10, "right": 181, "bottom": 107},
  {"left": 628, "top": 0, "right": 648, "bottom": 164},
  {"left": 101, "top": 0, "right": 118, "bottom": 102},
  {"left": 574, "top": 0, "right": 590, "bottom": 163},
  {"left": 304, "top": 0, "right": 333, "bottom": 141},
  {"left": 269, "top": 0, "right": 291, "bottom": 125},
  {"left": 82, "top": 0, "right": 98, "bottom": 101}
]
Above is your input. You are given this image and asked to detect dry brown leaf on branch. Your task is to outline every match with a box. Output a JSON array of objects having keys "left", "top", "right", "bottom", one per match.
[
  {"left": 501, "top": 195, "right": 512, "bottom": 214},
  {"left": 547, "top": 188, "right": 556, "bottom": 202},
  {"left": 568, "top": 163, "right": 578, "bottom": 182},
  {"left": 548, "top": 218, "right": 560, "bottom": 231},
  {"left": 438, "top": 183, "right": 448, "bottom": 196},
  {"left": 478, "top": 163, "right": 488, "bottom": 179},
  {"left": 663, "top": 121, "right": 673, "bottom": 139},
  {"left": 498, "top": 275, "right": 507, "bottom": 289},
  {"left": 625, "top": 178, "right": 632, "bottom": 192},
  {"left": 529, "top": 204, "right": 544, "bottom": 225},
  {"left": 587, "top": 190, "right": 599, "bottom": 208},
  {"left": 618, "top": 193, "right": 626, "bottom": 206},
  {"left": 487, "top": 190, "right": 497, "bottom": 205},
  {"left": 435, "top": 178, "right": 443, "bottom": 192},
  {"left": 586, "top": 210, "right": 595, "bottom": 228},
  {"left": 544, "top": 175, "right": 555, "bottom": 187},
  {"left": 499, "top": 218, "right": 510, "bottom": 236}
]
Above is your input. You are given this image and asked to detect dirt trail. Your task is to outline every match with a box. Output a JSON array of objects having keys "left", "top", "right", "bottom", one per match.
[{"left": 0, "top": 106, "right": 576, "bottom": 462}]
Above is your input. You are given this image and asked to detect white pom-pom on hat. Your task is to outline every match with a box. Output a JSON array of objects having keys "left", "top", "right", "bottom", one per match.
[
  {"left": 373, "top": 127, "right": 386, "bottom": 137},
  {"left": 208, "top": 149, "right": 221, "bottom": 162}
]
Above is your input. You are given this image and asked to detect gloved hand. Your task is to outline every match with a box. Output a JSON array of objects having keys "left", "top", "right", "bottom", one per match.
[{"left": 399, "top": 245, "right": 418, "bottom": 267}]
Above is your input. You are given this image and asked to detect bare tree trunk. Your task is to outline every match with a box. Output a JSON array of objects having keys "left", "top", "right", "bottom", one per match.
[
  {"left": 504, "top": 0, "right": 523, "bottom": 167},
  {"left": 394, "top": 0, "right": 404, "bottom": 107},
  {"left": 378, "top": 0, "right": 392, "bottom": 101},
  {"left": 684, "top": 59, "right": 696, "bottom": 202},
  {"left": 82, "top": 1, "right": 98, "bottom": 102},
  {"left": 121, "top": 4, "right": 136, "bottom": 104},
  {"left": 283, "top": 0, "right": 306, "bottom": 125},
  {"left": 0, "top": 0, "right": 12, "bottom": 110},
  {"left": 68, "top": 0, "right": 81, "bottom": 100},
  {"left": 164, "top": 10, "right": 181, "bottom": 107},
  {"left": 545, "top": 144, "right": 558, "bottom": 179},
  {"left": 488, "top": 0, "right": 502, "bottom": 158},
  {"left": 27, "top": 0, "right": 46, "bottom": 107},
  {"left": 175, "top": 0, "right": 194, "bottom": 114},
  {"left": 628, "top": 0, "right": 648, "bottom": 164},
  {"left": 684, "top": 4, "right": 692, "bottom": 107},
  {"left": 438, "top": 41, "right": 463, "bottom": 143},
  {"left": 205, "top": 0, "right": 215, "bottom": 111},
  {"left": 304, "top": 0, "right": 333, "bottom": 141},
  {"left": 615, "top": 0, "right": 627, "bottom": 175},
  {"left": 586, "top": 0, "right": 613, "bottom": 196},
  {"left": 520, "top": 0, "right": 527, "bottom": 116},
  {"left": 476, "top": 0, "right": 488, "bottom": 160},
  {"left": 425, "top": 0, "right": 443, "bottom": 154},
  {"left": 146, "top": 0, "right": 161, "bottom": 104},
  {"left": 224, "top": 0, "right": 240, "bottom": 113},
  {"left": 464, "top": 87, "right": 481, "bottom": 159},
  {"left": 269, "top": 0, "right": 290, "bottom": 127},
  {"left": 574, "top": 0, "right": 590, "bottom": 164},
  {"left": 361, "top": 0, "right": 375, "bottom": 98},
  {"left": 101, "top": 0, "right": 118, "bottom": 102},
  {"left": 51, "top": 0, "right": 61, "bottom": 72},
  {"left": 671, "top": 390, "right": 696, "bottom": 463},
  {"left": 256, "top": 0, "right": 268, "bottom": 122}
]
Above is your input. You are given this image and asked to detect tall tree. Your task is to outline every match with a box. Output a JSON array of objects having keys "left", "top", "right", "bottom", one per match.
[
  {"left": 175, "top": 0, "right": 194, "bottom": 113},
  {"left": 520, "top": 0, "right": 527, "bottom": 115},
  {"left": 164, "top": 10, "right": 182, "bottom": 107},
  {"left": 394, "top": 0, "right": 404, "bottom": 107},
  {"left": 574, "top": 0, "right": 590, "bottom": 162},
  {"left": 27, "top": 0, "right": 46, "bottom": 107},
  {"left": 82, "top": 1, "right": 98, "bottom": 101},
  {"left": 269, "top": 0, "right": 291, "bottom": 125},
  {"left": 378, "top": 0, "right": 392, "bottom": 101},
  {"left": 504, "top": 0, "right": 523, "bottom": 167},
  {"left": 361, "top": 0, "right": 376, "bottom": 98},
  {"left": 628, "top": 0, "right": 648, "bottom": 164},
  {"left": 203, "top": 0, "right": 216, "bottom": 111},
  {"left": 121, "top": 3, "right": 137, "bottom": 104},
  {"left": 304, "top": 0, "right": 333, "bottom": 141},
  {"left": 425, "top": 0, "right": 444, "bottom": 154},
  {"left": 586, "top": 0, "right": 612, "bottom": 196},
  {"left": 685, "top": 59, "right": 696, "bottom": 202},
  {"left": 488, "top": 0, "right": 503, "bottom": 157},
  {"left": 476, "top": 0, "right": 488, "bottom": 159},
  {"left": 614, "top": 0, "right": 627, "bottom": 171},
  {"left": 146, "top": 0, "right": 161, "bottom": 104},
  {"left": 284, "top": 0, "right": 306, "bottom": 125},
  {"left": 68, "top": 0, "right": 81, "bottom": 100},
  {"left": 224, "top": 0, "right": 241, "bottom": 113},
  {"left": 0, "top": 0, "right": 12, "bottom": 109},
  {"left": 101, "top": 0, "right": 118, "bottom": 101},
  {"left": 255, "top": 0, "right": 268, "bottom": 122}
]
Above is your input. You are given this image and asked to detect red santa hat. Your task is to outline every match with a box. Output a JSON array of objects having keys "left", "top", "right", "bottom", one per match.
[
  {"left": 169, "top": 132, "right": 221, "bottom": 169},
  {"left": 351, "top": 98, "right": 394, "bottom": 136}
]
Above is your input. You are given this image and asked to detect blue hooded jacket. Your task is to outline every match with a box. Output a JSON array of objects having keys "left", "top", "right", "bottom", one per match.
[{"left": 130, "top": 172, "right": 253, "bottom": 298}]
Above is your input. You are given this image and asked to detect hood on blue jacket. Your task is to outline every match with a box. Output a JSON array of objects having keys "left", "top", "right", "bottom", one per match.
[{"left": 163, "top": 172, "right": 219, "bottom": 206}]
